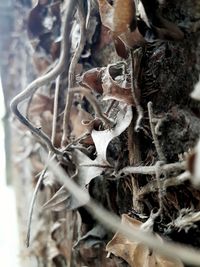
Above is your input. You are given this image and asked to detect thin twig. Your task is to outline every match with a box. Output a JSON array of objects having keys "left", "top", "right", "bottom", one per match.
[
  {"left": 130, "top": 49, "right": 144, "bottom": 132},
  {"left": 147, "top": 102, "right": 166, "bottom": 162},
  {"left": 127, "top": 118, "right": 143, "bottom": 212},
  {"left": 70, "top": 87, "right": 113, "bottom": 128},
  {"left": 117, "top": 161, "right": 186, "bottom": 177},
  {"left": 44, "top": 152, "right": 200, "bottom": 266},
  {"left": 62, "top": 2, "right": 86, "bottom": 146},
  {"left": 139, "top": 171, "right": 190, "bottom": 196},
  {"left": 155, "top": 161, "right": 164, "bottom": 216},
  {"left": 10, "top": 0, "right": 78, "bottom": 154},
  {"left": 51, "top": 76, "right": 61, "bottom": 145},
  {"left": 26, "top": 166, "right": 47, "bottom": 247},
  {"left": 26, "top": 75, "right": 62, "bottom": 247}
]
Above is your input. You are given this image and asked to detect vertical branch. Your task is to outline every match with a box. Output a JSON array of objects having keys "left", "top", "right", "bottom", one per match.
[
  {"left": 147, "top": 102, "right": 166, "bottom": 162},
  {"left": 129, "top": 48, "right": 144, "bottom": 212},
  {"left": 51, "top": 76, "right": 61, "bottom": 146},
  {"left": 130, "top": 48, "right": 144, "bottom": 132},
  {"left": 62, "top": 3, "right": 86, "bottom": 147}
]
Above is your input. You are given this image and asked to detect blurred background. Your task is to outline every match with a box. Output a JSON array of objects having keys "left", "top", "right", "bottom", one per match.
[{"left": 0, "top": 1, "right": 32, "bottom": 266}]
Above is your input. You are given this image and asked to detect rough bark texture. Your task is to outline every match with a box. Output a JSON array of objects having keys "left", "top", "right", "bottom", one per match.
[{"left": 2, "top": 0, "right": 200, "bottom": 267}]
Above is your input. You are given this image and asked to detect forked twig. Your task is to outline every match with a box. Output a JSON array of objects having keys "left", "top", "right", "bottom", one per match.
[
  {"left": 44, "top": 152, "right": 200, "bottom": 266},
  {"left": 10, "top": 0, "right": 78, "bottom": 154}
]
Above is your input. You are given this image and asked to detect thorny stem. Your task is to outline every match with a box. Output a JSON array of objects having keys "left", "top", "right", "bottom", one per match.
[
  {"left": 10, "top": 0, "right": 78, "bottom": 155},
  {"left": 45, "top": 153, "right": 200, "bottom": 266},
  {"left": 62, "top": 2, "right": 86, "bottom": 146},
  {"left": 147, "top": 102, "right": 166, "bottom": 162}
]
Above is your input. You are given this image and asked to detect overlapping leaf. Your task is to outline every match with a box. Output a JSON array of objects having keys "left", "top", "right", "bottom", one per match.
[{"left": 106, "top": 214, "right": 183, "bottom": 267}]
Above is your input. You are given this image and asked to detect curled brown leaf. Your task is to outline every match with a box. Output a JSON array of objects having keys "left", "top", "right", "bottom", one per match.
[{"left": 106, "top": 214, "right": 183, "bottom": 267}]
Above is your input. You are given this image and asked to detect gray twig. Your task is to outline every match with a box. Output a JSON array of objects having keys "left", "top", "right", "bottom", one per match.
[
  {"left": 26, "top": 166, "right": 47, "bottom": 247},
  {"left": 62, "top": 2, "right": 86, "bottom": 146},
  {"left": 117, "top": 161, "right": 185, "bottom": 177},
  {"left": 69, "top": 87, "right": 113, "bottom": 128}
]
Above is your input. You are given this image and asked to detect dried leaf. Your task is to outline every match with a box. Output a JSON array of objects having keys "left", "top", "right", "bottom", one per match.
[
  {"left": 102, "top": 63, "right": 134, "bottom": 105},
  {"left": 106, "top": 214, "right": 183, "bottom": 267},
  {"left": 70, "top": 106, "right": 94, "bottom": 138},
  {"left": 42, "top": 186, "right": 70, "bottom": 211},
  {"left": 80, "top": 68, "right": 104, "bottom": 94},
  {"left": 74, "top": 224, "right": 107, "bottom": 248},
  {"left": 98, "top": 0, "right": 114, "bottom": 31},
  {"left": 98, "top": 0, "right": 144, "bottom": 48},
  {"left": 113, "top": 0, "right": 136, "bottom": 34},
  {"left": 113, "top": 36, "right": 129, "bottom": 59},
  {"left": 28, "top": 93, "right": 54, "bottom": 115},
  {"left": 91, "top": 105, "right": 132, "bottom": 162}
]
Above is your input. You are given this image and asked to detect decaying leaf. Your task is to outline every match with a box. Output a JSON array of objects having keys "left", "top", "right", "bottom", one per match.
[
  {"left": 98, "top": 0, "right": 144, "bottom": 48},
  {"left": 113, "top": 0, "right": 136, "bottom": 34},
  {"left": 102, "top": 63, "right": 134, "bottom": 105},
  {"left": 80, "top": 67, "right": 104, "bottom": 94},
  {"left": 80, "top": 62, "right": 134, "bottom": 105},
  {"left": 42, "top": 185, "right": 70, "bottom": 211},
  {"left": 98, "top": 0, "right": 114, "bottom": 31},
  {"left": 98, "top": 0, "right": 183, "bottom": 50},
  {"left": 106, "top": 214, "right": 183, "bottom": 267},
  {"left": 70, "top": 105, "right": 94, "bottom": 139},
  {"left": 28, "top": 93, "right": 54, "bottom": 115}
]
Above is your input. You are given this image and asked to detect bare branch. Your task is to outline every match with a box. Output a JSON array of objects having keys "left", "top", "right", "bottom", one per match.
[
  {"left": 51, "top": 76, "right": 61, "bottom": 146},
  {"left": 62, "top": 2, "right": 86, "bottom": 146},
  {"left": 117, "top": 161, "right": 186, "bottom": 177}
]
